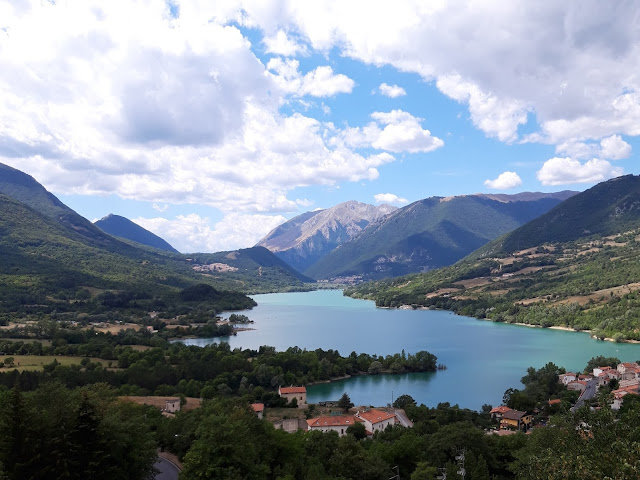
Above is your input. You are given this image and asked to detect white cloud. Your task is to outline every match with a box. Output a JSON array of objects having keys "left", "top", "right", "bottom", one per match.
[
  {"left": 379, "top": 83, "right": 406, "bottom": 98},
  {"left": 263, "top": 29, "right": 308, "bottom": 56},
  {"left": 0, "top": 2, "right": 398, "bottom": 215},
  {"left": 152, "top": 203, "right": 169, "bottom": 212},
  {"left": 133, "top": 213, "right": 287, "bottom": 253},
  {"left": 555, "top": 134, "right": 632, "bottom": 161},
  {"left": 374, "top": 193, "right": 408, "bottom": 205},
  {"left": 295, "top": 198, "right": 314, "bottom": 207},
  {"left": 600, "top": 135, "right": 631, "bottom": 160},
  {"left": 484, "top": 171, "right": 523, "bottom": 190},
  {"left": 335, "top": 110, "right": 444, "bottom": 153},
  {"left": 436, "top": 75, "right": 528, "bottom": 143},
  {"left": 536, "top": 157, "right": 624, "bottom": 186},
  {"left": 239, "top": 2, "right": 640, "bottom": 147},
  {"left": 267, "top": 58, "right": 354, "bottom": 97}
]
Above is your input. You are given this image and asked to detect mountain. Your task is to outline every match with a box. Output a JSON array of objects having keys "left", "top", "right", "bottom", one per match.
[
  {"left": 347, "top": 175, "right": 640, "bottom": 340},
  {"left": 95, "top": 214, "right": 178, "bottom": 253},
  {"left": 186, "top": 246, "right": 314, "bottom": 292},
  {"left": 305, "top": 191, "right": 576, "bottom": 281},
  {"left": 0, "top": 191, "right": 187, "bottom": 293},
  {"left": 0, "top": 163, "right": 122, "bottom": 248},
  {"left": 488, "top": 175, "right": 640, "bottom": 254},
  {"left": 0, "top": 162, "right": 312, "bottom": 303},
  {"left": 256, "top": 201, "right": 397, "bottom": 273}
]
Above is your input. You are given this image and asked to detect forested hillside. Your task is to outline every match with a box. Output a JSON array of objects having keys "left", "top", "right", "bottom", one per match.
[
  {"left": 95, "top": 213, "right": 178, "bottom": 253},
  {"left": 306, "top": 192, "right": 575, "bottom": 282},
  {"left": 347, "top": 176, "right": 640, "bottom": 340}
]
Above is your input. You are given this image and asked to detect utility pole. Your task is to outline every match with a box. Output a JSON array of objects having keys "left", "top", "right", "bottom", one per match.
[
  {"left": 389, "top": 465, "right": 400, "bottom": 480},
  {"left": 455, "top": 448, "right": 466, "bottom": 480},
  {"left": 438, "top": 447, "right": 465, "bottom": 480}
]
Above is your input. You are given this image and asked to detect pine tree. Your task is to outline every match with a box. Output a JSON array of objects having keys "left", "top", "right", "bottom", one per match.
[
  {"left": 69, "top": 394, "right": 110, "bottom": 480},
  {"left": 337, "top": 392, "right": 354, "bottom": 412}
]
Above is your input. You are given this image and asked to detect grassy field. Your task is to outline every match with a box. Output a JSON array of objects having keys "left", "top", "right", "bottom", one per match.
[
  {"left": 120, "top": 396, "right": 201, "bottom": 412},
  {"left": 0, "top": 338, "right": 52, "bottom": 346},
  {"left": 0, "top": 355, "right": 113, "bottom": 372}
]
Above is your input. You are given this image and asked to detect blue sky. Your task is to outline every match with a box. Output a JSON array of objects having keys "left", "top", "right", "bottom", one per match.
[{"left": 1, "top": 1, "right": 639, "bottom": 252}]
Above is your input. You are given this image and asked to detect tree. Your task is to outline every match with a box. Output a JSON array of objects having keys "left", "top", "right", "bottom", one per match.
[
  {"left": 584, "top": 355, "right": 620, "bottom": 373},
  {"left": 393, "top": 394, "right": 416, "bottom": 409},
  {"left": 411, "top": 463, "right": 437, "bottom": 480},
  {"left": 368, "top": 361, "right": 382, "bottom": 374},
  {"left": 346, "top": 422, "right": 367, "bottom": 440},
  {"left": 338, "top": 392, "right": 354, "bottom": 412}
]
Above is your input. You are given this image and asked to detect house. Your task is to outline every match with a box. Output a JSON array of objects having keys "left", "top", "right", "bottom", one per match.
[
  {"left": 593, "top": 366, "right": 613, "bottom": 377},
  {"left": 276, "top": 418, "right": 302, "bottom": 433},
  {"left": 165, "top": 398, "right": 180, "bottom": 413},
  {"left": 500, "top": 410, "right": 532, "bottom": 431},
  {"left": 578, "top": 374, "right": 593, "bottom": 382},
  {"left": 490, "top": 405, "right": 512, "bottom": 420},
  {"left": 355, "top": 409, "right": 396, "bottom": 434},
  {"left": 611, "top": 386, "right": 640, "bottom": 410},
  {"left": 548, "top": 399, "right": 561, "bottom": 406},
  {"left": 619, "top": 366, "right": 640, "bottom": 382},
  {"left": 617, "top": 362, "right": 639, "bottom": 374},
  {"left": 608, "top": 369, "right": 621, "bottom": 380},
  {"left": 306, "top": 416, "right": 361, "bottom": 436},
  {"left": 558, "top": 373, "right": 577, "bottom": 385},
  {"left": 279, "top": 386, "right": 307, "bottom": 406},
  {"left": 251, "top": 403, "right": 264, "bottom": 420},
  {"left": 594, "top": 371, "right": 611, "bottom": 387},
  {"left": 567, "top": 380, "right": 588, "bottom": 392}
]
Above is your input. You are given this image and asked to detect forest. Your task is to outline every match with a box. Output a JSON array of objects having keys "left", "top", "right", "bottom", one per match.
[
  {"left": 347, "top": 230, "right": 640, "bottom": 341},
  {"left": 1, "top": 352, "right": 638, "bottom": 479}
]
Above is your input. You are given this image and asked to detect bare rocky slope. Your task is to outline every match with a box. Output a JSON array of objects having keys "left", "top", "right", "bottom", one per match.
[
  {"left": 256, "top": 201, "right": 397, "bottom": 273},
  {"left": 303, "top": 191, "right": 576, "bottom": 281}
]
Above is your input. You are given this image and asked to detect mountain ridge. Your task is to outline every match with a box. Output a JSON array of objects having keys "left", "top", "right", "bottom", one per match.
[
  {"left": 95, "top": 214, "right": 178, "bottom": 253},
  {"left": 0, "top": 162, "right": 313, "bottom": 296},
  {"left": 304, "top": 191, "right": 576, "bottom": 281},
  {"left": 257, "top": 200, "right": 397, "bottom": 273},
  {"left": 346, "top": 175, "right": 640, "bottom": 340}
]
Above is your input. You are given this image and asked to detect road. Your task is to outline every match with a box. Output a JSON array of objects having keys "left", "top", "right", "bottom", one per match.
[
  {"left": 572, "top": 378, "right": 598, "bottom": 412},
  {"left": 394, "top": 408, "right": 414, "bottom": 428},
  {"left": 154, "top": 457, "right": 180, "bottom": 480}
]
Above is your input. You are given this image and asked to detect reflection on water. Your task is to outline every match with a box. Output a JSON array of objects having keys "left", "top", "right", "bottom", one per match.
[{"left": 174, "top": 290, "right": 640, "bottom": 409}]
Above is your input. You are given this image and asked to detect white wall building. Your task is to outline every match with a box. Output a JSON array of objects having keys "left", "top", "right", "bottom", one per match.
[
  {"left": 355, "top": 409, "right": 396, "bottom": 434},
  {"left": 279, "top": 386, "right": 307, "bottom": 406},
  {"left": 306, "top": 416, "right": 360, "bottom": 436}
]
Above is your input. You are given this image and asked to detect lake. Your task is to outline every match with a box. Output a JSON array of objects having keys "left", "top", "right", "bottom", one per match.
[{"left": 176, "top": 290, "right": 640, "bottom": 410}]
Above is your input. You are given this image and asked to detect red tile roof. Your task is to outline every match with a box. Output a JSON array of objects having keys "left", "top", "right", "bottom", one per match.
[
  {"left": 307, "top": 416, "right": 361, "bottom": 428},
  {"left": 490, "top": 406, "right": 512, "bottom": 414},
  {"left": 502, "top": 410, "right": 528, "bottom": 421},
  {"left": 250, "top": 403, "right": 264, "bottom": 413},
  {"left": 548, "top": 399, "right": 561, "bottom": 405},
  {"left": 356, "top": 409, "right": 396, "bottom": 424},
  {"left": 280, "top": 386, "right": 306, "bottom": 394}
]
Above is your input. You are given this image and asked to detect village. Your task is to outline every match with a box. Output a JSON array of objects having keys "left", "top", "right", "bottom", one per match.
[
  {"left": 251, "top": 386, "right": 410, "bottom": 437},
  {"left": 488, "top": 360, "right": 640, "bottom": 436},
  {"left": 122, "top": 360, "right": 640, "bottom": 444}
]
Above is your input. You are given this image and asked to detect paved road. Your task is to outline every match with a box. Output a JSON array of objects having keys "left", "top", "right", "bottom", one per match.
[
  {"left": 394, "top": 408, "right": 414, "bottom": 428},
  {"left": 154, "top": 457, "right": 180, "bottom": 480},
  {"left": 572, "top": 378, "right": 598, "bottom": 412}
]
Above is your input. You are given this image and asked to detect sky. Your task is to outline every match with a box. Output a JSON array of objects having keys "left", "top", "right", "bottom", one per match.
[{"left": 1, "top": 1, "right": 639, "bottom": 253}]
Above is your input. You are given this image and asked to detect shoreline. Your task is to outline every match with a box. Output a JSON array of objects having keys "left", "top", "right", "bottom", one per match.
[
  {"left": 370, "top": 301, "right": 640, "bottom": 345},
  {"left": 306, "top": 368, "right": 440, "bottom": 387}
]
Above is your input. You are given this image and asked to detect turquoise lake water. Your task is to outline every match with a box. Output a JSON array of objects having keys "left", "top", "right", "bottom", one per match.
[{"left": 177, "top": 290, "right": 640, "bottom": 410}]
